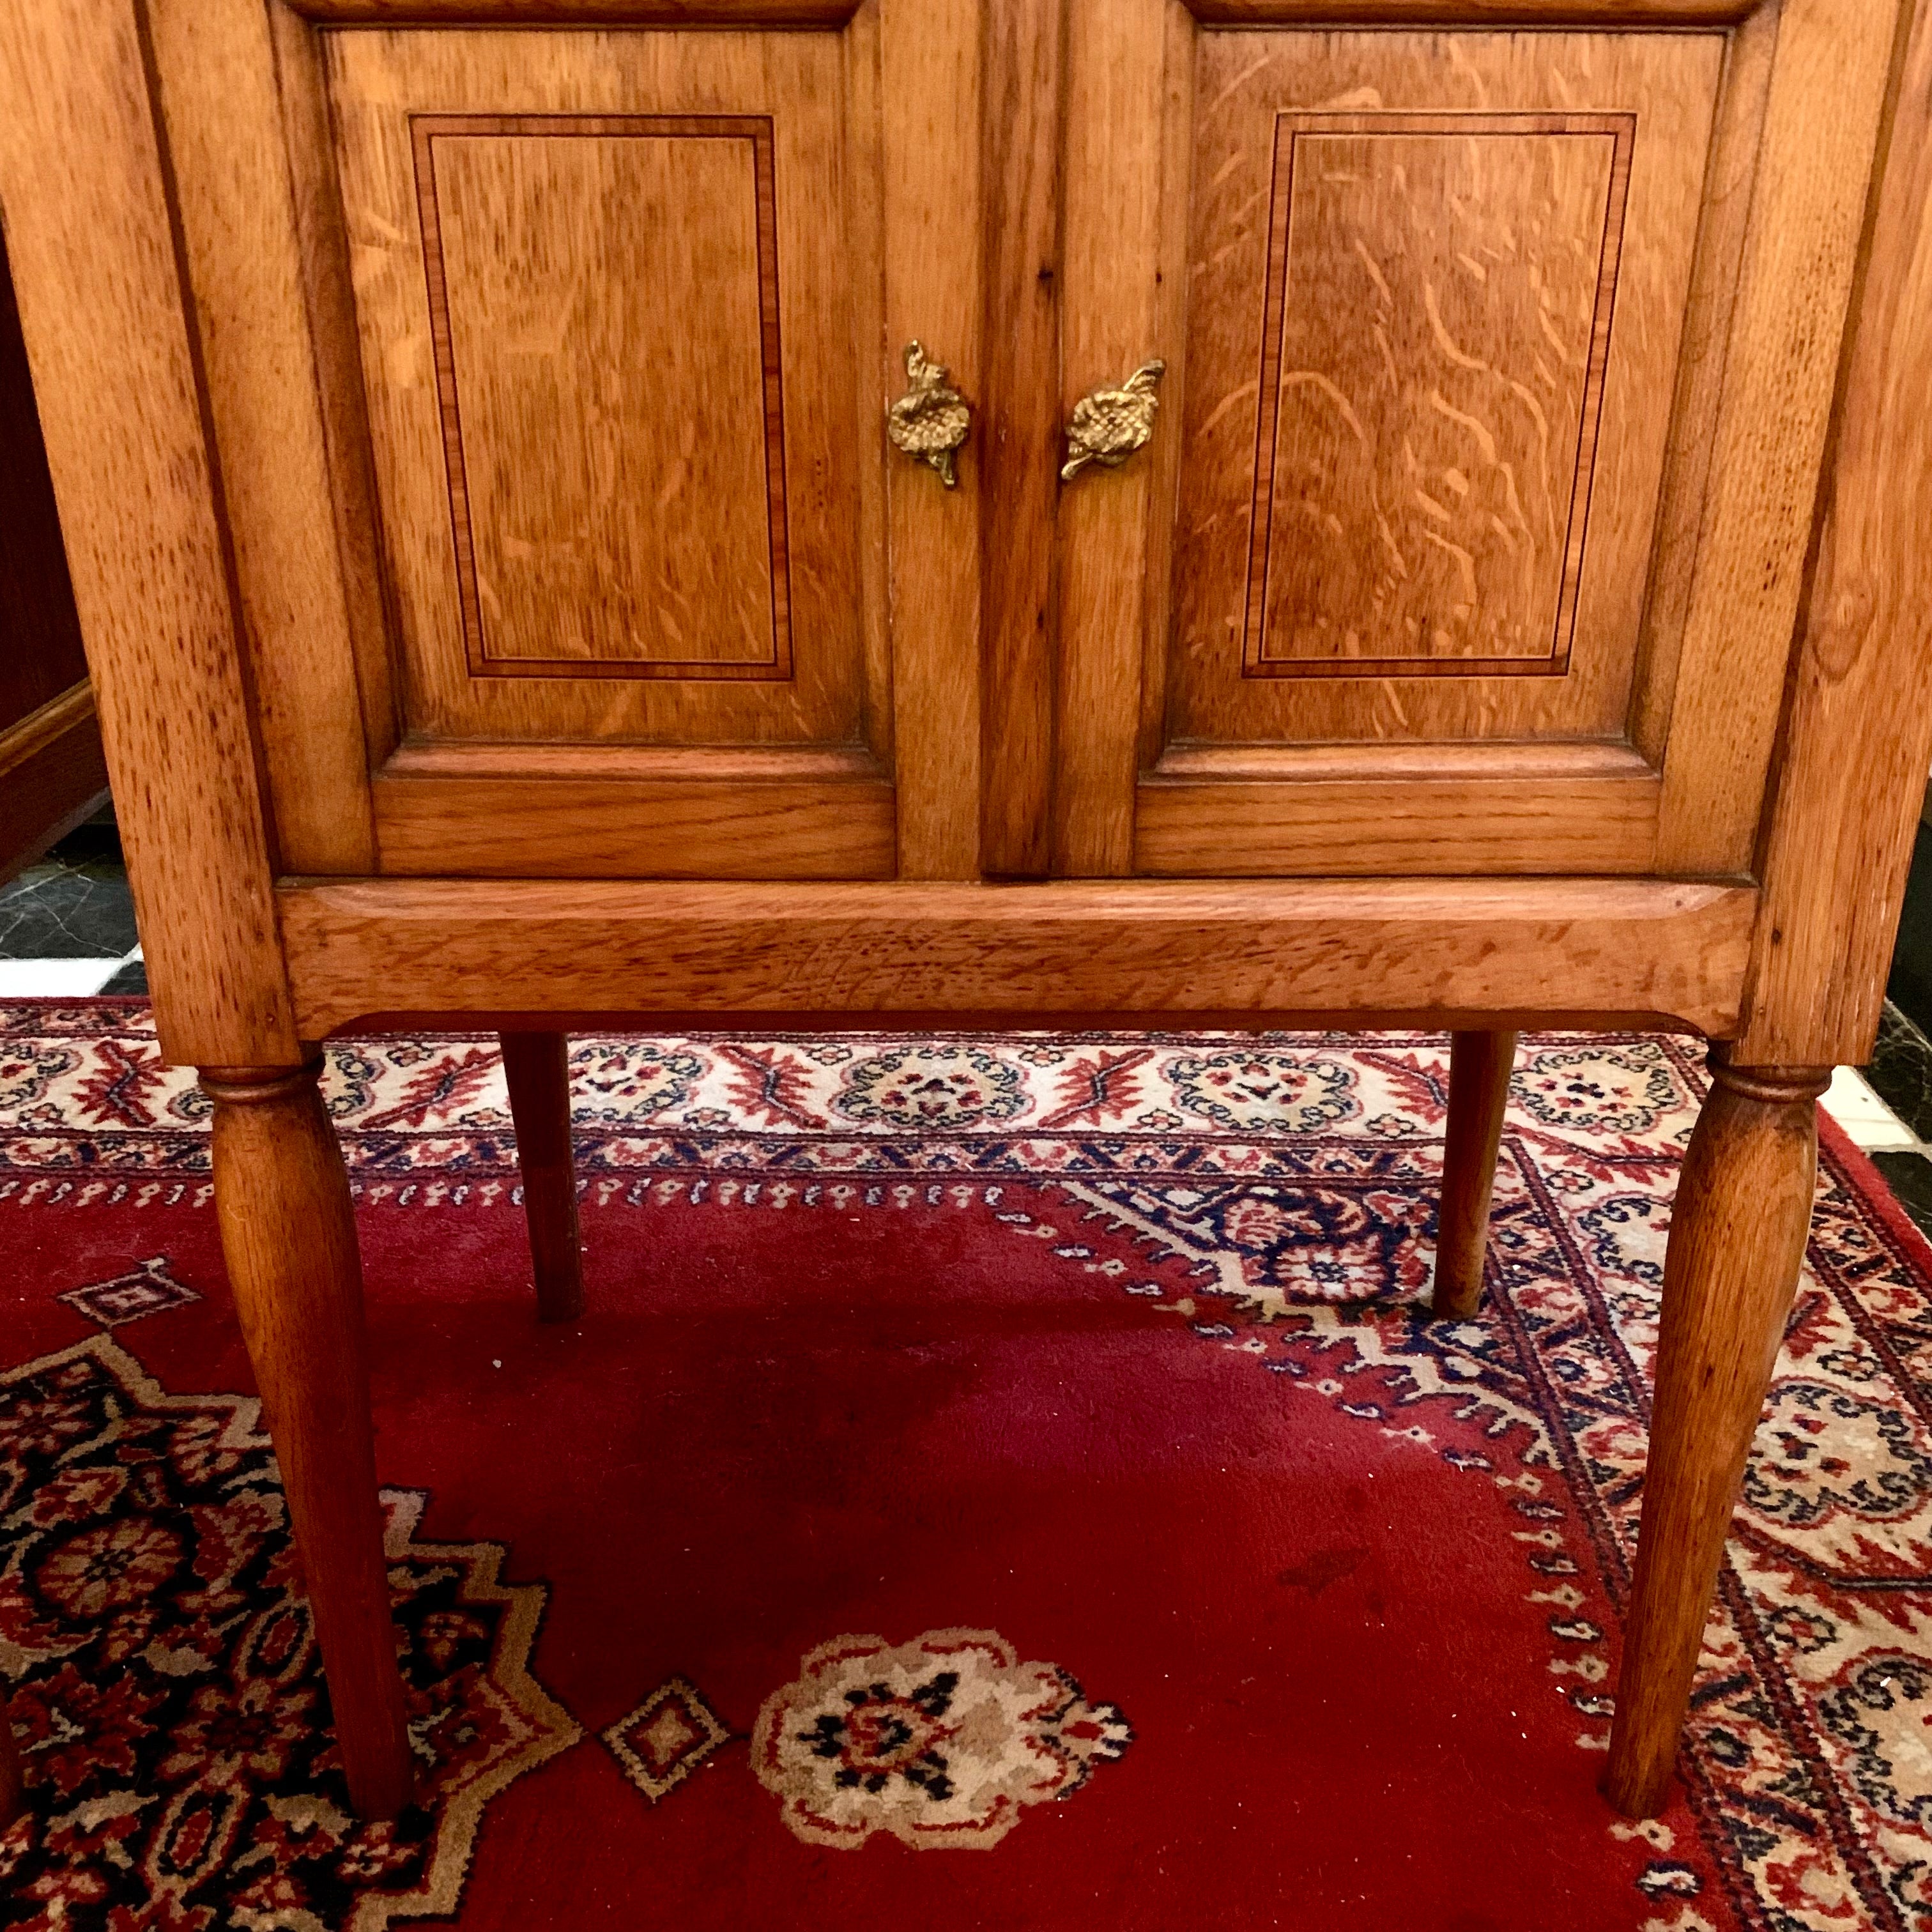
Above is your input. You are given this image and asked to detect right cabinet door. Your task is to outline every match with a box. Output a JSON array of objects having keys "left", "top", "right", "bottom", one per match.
[{"left": 1052, "top": 2, "right": 1900, "bottom": 880}]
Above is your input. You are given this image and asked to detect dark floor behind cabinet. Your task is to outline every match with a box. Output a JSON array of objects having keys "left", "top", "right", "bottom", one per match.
[{"left": 0, "top": 222, "right": 104, "bottom": 880}]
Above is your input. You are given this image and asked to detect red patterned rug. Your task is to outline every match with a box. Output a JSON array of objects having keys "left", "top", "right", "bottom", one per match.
[{"left": 2, "top": 1002, "right": 1931, "bottom": 1930}]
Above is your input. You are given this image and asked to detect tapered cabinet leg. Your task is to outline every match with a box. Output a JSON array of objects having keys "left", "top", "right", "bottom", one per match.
[
  {"left": 0, "top": 1694, "right": 23, "bottom": 1827},
  {"left": 1604, "top": 1055, "right": 1828, "bottom": 1818},
  {"left": 500, "top": 1031, "right": 585, "bottom": 1324},
  {"left": 203, "top": 1061, "right": 415, "bottom": 1821},
  {"left": 1432, "top": 1029, "right": 1519, "bottom": 1319}
]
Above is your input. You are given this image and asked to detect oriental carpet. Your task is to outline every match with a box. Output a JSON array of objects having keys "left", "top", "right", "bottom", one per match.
[{"left": 1, "top": 1001, "right": 1931, "bottom": 1931}]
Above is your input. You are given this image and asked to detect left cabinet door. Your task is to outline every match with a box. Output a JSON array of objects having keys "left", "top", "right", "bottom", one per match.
[
  {"left": 327, "top": 24, "right": 891, "bottom": 878},
  {"left": 146, "top": 1, "right": 986, "bottom": 884}
]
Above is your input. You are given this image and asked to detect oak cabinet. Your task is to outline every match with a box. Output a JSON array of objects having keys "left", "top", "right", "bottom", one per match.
[
  {"left": 3, "top": 0, "right": 1930, "bottom": 1840},
  {"left": 107, "top": 0, "right": 1887, "bottom": 900},
  {"left": 326, "top": 26, "right": 900, "bottom": 879}
]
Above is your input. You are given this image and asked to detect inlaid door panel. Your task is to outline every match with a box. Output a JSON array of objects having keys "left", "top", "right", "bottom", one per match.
[
  {"left": 1050, "top": 4, "right": 1890, "bottom": 880},
  {"left": 319, "top": 25, "right": 900, "bottom": 877},
  {"left": 1169, "top": 33, "right": 1717, "bottom": 765}
]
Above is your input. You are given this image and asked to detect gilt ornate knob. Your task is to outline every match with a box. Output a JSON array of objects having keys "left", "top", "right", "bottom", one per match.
[
  {"left": 1061, "top": 359, "right": 1166, "bottom": 482},
  {"left": 887, "top": 341, "right": 971, "bottom": 487}
]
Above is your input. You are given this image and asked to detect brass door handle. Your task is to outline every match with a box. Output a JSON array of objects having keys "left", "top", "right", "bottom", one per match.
[
  {"left": 1061, "top": 359, "right": 1165, "bottom": 481},
  {"left": 887, "top": 341, "right": 971, "bottom": 487}
]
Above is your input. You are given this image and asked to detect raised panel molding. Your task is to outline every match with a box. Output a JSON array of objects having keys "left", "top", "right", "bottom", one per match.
[
  {"left": 1245, "top": 111, "right": 1632, "bottom": 681},
  {"left": 412, "top": 112, "right": 791, "bottom": 681}
]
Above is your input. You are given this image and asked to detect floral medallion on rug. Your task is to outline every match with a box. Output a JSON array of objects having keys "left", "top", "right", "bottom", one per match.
[{"left": 1, "top": 1000, "right": 1931, "bottom": 1931}]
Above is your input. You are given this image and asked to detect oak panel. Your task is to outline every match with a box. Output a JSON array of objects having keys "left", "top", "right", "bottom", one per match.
[
  {"left": 280, "top": 875, "right": 1756, "bottom": 1040},
  {"left": 1245, "top": 112, "right": 1630, "bottom": 678},
  {"left": 1170, "top": 29, "right": 1720, "bottom": 751},
  {"left": 1136, "top": 764, "right": 1659, "bottom": 875},
  {"left": 1050, "top": 0, "right": 1173, "bottom": 877},
  {"left": 881, "top": 0, "right": 984, "bottom": 877},
  {"left": 418, "top": 114, "right": 787, "bottom": 678},
  {"left": 371, "top": 767, "right": 895, "bottom": 877},
  {"left": 1652, "top": 0, "right": 1904, "bottom": 870},
  {"left": 1738, "top": 0, "right": 1932, "bottom": 1065},
  {"left": 326, "top": 28, "right": 870, "bottom": 747},
  {"left": 978, "top": 0, "right": 1062, "bottom": 875},
  {"left": 0, "top": 0, "right": 300, "bottom": 1065},
  {"left": 146, "top": 0, "right": 379, "bottom": 872}
]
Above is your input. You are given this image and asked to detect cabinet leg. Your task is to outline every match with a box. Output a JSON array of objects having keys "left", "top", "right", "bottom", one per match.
[
  {"left": 1431, "top": 1029, "right": 1518, "bottom": 1319},
  {"left": 0, "top": 1693, "right": 22, "bottom": 1827},
  {"left": 203, "top": 1062, "right": 415, "bottom": 1821},
  {"left": 1603, "top": 1054, "right": 1828, "bottom": 1818},
  {"left": 501, "top": 1031, "right": 584, "bottom": 1324}
]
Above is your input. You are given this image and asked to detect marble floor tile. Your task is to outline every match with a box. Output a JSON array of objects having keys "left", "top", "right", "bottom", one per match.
[
  {"left": 0, "top": 832, "right": 139, "bottom": 960},
  {"left": 1869, "top": 1149, "right": 1932, "bottom": 1239},
  {"left": 1864, "top": 1002, "right": 1932, "bottom": 1143},
  {"left": 1822, "top": 1065, "right": 1917, "bottom": 1149}
]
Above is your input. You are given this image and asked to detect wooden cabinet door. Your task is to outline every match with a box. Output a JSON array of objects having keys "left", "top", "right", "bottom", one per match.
[
  {"left": 1051, "top": 1, "right": 1899, "bottom": 880},
  {"left": 153, "top": 2, "right": 984, "bottom": 884}
]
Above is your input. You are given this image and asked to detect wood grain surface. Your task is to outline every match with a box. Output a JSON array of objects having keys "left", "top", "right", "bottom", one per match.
[
  {"left": 415, "top": 114, "right": 788, "bottom": 677},
  {"left": 205, "top": 1064, "right": 415, "bottom": 1819},
  {"left": 371, "top": 767, "right": 896, "bottom": 877},
  {"left": 1602, "top": 1059, "right": 1829, "bottom": 1816},
  {"left": 881, "top": 0, "right": 983, "bottom": 877},
  {"left": 327, "top": 29, "right": 868, "bottom": 749},
  {"left": 146, "top": 0, "right": 379, "bottom": 873},
  {"left": 0, "top": 0, "right": 299, "bottom": 1066},
  {"left": 1652, "top": 0, "right": 1903, "bottom": 871},
  {"left": 1243, "top": 112, "right": 1629, "bottom": 678},
  {"left": 1432, "top": 1029, "right": 1517, "bottom": 1319},
  {"left": 1167, "top": 29, "right": 1719, "bottom": 754},
  {"left": 1738, "top": 0, "right": 1932, "bottom": 1066},
  {"left": 977, "top": 0, "right": 1062, "bottom": 875},
  {"left": 1185, "top": 0, "right": 1757, "bottom": 18},
  {"left": 279, "top": 875, "right": 1756, "bottom": 1039},
  {"left": 291, "top": 0, "right": 858, "bottom": 17},
  {"left": 1051, "top": 0, "right": 1170, "bottom": 875}
]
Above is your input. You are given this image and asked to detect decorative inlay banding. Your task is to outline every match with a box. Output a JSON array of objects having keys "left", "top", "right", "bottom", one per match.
[
  {"left": 1241, "top": 111, "right": 1635, "bottom": 681},
  {"left": 410, "top": 113, "right": 792, "bottom": 682}
]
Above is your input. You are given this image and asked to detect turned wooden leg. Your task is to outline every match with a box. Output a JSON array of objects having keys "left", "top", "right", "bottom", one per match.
[
  {"left": 203, "top": 1062, "right": 415, "bottom": 1821},
  {"left": 0, "top": 1694, "right": 23, "bottom": 1827},
  {"left": 500, "top": 1031, "right": 585, "bottom": 1323},
  {"left": 1603, "top": 1054, "right": 1828, "bottom": 1817},
  {"left": 1431, "top": 1029, "right": 1519, "bottom": 1319}
]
